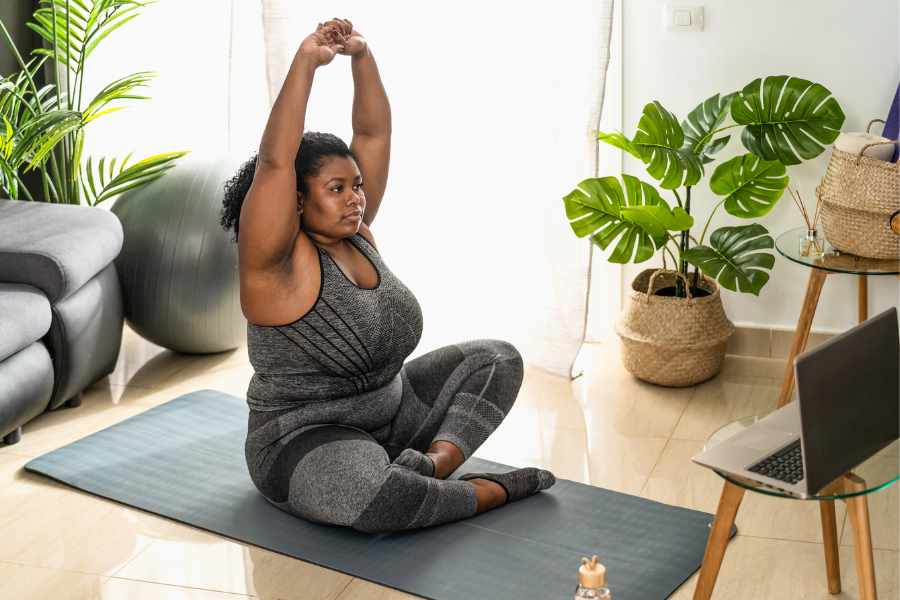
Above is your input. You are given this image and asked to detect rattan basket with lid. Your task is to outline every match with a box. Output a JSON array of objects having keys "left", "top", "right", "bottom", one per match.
[
  {"left": 820, "top": 119, "right": 899, "bottom": 259},
  {"left": 615, "top": 269, "right": 734, "bottom": 387}
]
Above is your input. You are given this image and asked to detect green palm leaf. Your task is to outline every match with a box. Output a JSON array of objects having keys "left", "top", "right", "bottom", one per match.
[
  {"left": 29, "top": 0, "right": 152, "bottom": 73},
  {"left": 681, "top": 92, "right": 734, "bottom": 163},
  {"left": 83, "top": 71, "right": 153, "bottom": 118},
  {"left": 710, "top": 153, "right": 788, "bottom": 218},
  {"left": 564, "top": 174, "right": 680, "bottom": 264},
  {"left": 1, "top": 116, "right": 13, "bottom": 159},
  {"left": 631, "top": 101, "right": 704, "bottom": 190},
  {"left": 682, "top": 224, "right": 775, "bottom": 295},
  {"left": 731, "top": 76, "right": 845, "bottom": 166},
  {"left": 0, "top": 58, "right": 50, "bottom": 128},
  {"left": 0, "top": 161, "right": 20, "bottom": 199},
  {"left": 82, "top": 150, "right": 188, "bottom": 206},
  {"left": 10, "top": 109, "right": 83, "bottom": 168}
]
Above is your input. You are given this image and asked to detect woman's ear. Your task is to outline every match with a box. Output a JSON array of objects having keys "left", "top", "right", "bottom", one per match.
[{"left": 296, "top": 191, "right": 304, "bottom": 216}]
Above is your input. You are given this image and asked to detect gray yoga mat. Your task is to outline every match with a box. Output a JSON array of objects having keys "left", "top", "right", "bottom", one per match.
[{"left": 26, "top": 390, "right": 735, "bottom": 600}]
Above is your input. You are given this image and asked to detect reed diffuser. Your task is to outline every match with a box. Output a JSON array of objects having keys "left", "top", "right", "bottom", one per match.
[{"left": 787, "top": 178, "right": 825, "bottom": 258}]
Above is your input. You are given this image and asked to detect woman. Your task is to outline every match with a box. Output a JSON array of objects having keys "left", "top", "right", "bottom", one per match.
[{"left": 220, "top": 18, "right": 555, "bottom": 533}]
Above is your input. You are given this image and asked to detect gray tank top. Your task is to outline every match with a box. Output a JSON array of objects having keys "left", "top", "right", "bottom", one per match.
[{"left": 246, "top": 233, "right": 423, "bottom": 411}]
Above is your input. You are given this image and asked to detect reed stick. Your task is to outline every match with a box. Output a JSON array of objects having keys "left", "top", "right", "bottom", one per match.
[{"left": 785, "top": 179, "right": 823, "bottom": 231}]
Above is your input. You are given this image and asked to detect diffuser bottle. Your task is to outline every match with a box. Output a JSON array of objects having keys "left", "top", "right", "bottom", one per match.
[{"left": 575, "top": 556, "right": 609, "bottom": 599}]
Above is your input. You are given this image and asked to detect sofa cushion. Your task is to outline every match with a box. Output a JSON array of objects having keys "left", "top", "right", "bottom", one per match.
[
  {"left": 0, "top": 341, "right": 53, "bottom": 439},
  {"left": 0, "top": 199, "right": 124, "bottom": 304},
  {"left": 0, "top": 283, "right": 52, "bottom": 362}
]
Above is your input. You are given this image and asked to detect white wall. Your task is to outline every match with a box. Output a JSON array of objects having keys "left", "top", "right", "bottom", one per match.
[
  {"left": 601, "top": 0, "right": 899, "bottom": 336},
  {"left": 76, "top": 1, "right": 608, "bottom": 374}
]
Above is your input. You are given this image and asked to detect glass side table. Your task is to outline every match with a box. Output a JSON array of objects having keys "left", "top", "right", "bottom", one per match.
[
  {"left": 774, "top": 228, "right": 899, "bottom": 409},
  {"left": 692, "top": 415, "right": 899, "bottom": 600}
]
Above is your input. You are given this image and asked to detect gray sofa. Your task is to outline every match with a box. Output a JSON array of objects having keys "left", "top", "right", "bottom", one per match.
[{"left": 0, "top": 199, "right": 124, "bottom": 445}]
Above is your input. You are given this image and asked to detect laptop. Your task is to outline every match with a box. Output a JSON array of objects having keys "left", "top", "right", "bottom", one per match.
[{"left": 692, "top": 308, "right": 900, "bottom": 499}]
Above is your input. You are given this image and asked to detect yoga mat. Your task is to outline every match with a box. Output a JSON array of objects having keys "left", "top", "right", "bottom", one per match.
[{"left": 26, "top": 390, "right": 735, "bottom": 600}]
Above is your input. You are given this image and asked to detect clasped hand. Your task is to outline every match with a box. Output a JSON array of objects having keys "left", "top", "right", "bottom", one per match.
[{"left": 299, "top": 17, "right": 366, "bottom": 67}]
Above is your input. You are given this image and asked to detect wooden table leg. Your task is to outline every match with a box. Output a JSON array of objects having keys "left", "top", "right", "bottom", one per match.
[
  {"left": 692, "top": 481, "right": 745, "bottom": 600},
  {"left": 819, "top": 499, "right": 842, "bottom": 593},
  {"left": 844, "top": 474, "right": 877, "bottom": 600},
  {"left": 858, "top": 275, "right": 868, "bottom": 323},
  {"left": 778, "top": 268, "right": 829, "bottom": 409}
]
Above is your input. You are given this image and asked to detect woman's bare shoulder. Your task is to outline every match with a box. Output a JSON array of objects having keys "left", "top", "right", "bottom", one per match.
[{"left": 239, "top": 233, "right": 322, "bottom": 326}]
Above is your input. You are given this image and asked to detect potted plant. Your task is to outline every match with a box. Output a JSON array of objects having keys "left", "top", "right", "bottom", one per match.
[
  {"left": 564, "top": 76, "right": 845, "bottom": 386},
  {"left": 0, "top": 0, "right": 186, "bottom": 204}
]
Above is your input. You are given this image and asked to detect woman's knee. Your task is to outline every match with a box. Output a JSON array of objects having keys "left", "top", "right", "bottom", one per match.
[
  {"left": 481, "top": 340, "right": 524, "bottom": 400},
  {"left": 288, "top": 436, "right": 392, "bottom": 527},
  {"left": 458, "top": 338, "right": 523, "bottom": 381},
  {"left": 348, "top": 467, "right": 432, "bottom": 533},
  {"left": 456, "top": 339, "right": 521, "bottom": 362}
]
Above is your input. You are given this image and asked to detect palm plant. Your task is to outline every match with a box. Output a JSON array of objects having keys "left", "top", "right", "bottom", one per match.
[
  {"left": 564, "top": 76, "right": 845, "bottom": 297},
  {"left": 0, "top": 0, "right": 186, "bottom": 204}
]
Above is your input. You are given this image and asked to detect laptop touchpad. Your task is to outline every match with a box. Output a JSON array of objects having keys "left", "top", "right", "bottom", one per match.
[{"left": 733, "top": 427, "right": 794, "bottom": 452}]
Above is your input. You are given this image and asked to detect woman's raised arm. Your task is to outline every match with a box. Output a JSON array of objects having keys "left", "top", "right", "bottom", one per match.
[
  {"left": 238, "top": 26, "right": 343, "bottom": 273},
  {"left": 327, "top": 19, "right": 391, "bottom": 227}
]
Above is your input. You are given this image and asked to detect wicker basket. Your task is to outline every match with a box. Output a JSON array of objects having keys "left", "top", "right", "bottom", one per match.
[
  {"left": 820, "top": 119, "right": 900, "bottom": 259},
  {"left": 615, "top": 269, "right": 734, "bottom": 387}
]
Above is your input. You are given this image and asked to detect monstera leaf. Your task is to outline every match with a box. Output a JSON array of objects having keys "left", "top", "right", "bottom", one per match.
[
  {"left": 621, "top": 205, "right": 693, "bottom": 237},
  {"left": 631, "top": 101, "right": 704, "bottom": 189},
  {"left": 710, "top": 153, "right": 788, "bottom": 218},
  {"left": 681, "top": 92, "right": 734, "bottom": 163},
  {"left": 682, "top": 224, "right": 775, "bottom": 295},
  {"left": 597, "top": 130, "right": 640, "bottom": 159},
  {"left": 731, "top": 76, "right": 845, "bottom": 166},
  {"left": 564, "top": 174, "right": 679, "bottom": 264}
]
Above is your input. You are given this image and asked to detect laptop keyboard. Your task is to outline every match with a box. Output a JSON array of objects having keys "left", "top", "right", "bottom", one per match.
[{"left": 748, "top": 441, "right": 805, "bottom": 485}]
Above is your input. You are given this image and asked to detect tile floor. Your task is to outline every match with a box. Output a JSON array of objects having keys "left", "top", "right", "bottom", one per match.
[{"left": 1, "top": 327, "right": 897, "bottom": 600}]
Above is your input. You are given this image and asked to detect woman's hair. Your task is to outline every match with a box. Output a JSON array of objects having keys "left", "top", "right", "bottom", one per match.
[{"left": 219, "top": 131, "right": 356, "bottom": 242}]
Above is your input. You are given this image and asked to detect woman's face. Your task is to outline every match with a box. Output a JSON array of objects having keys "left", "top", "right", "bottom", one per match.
[{"left": 298, "top": 155, "right": 365, "bottom": 238}]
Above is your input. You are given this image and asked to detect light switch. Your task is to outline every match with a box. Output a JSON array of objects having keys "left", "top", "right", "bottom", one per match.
[{"left": 665, "top": 4, "right": 703, "bottom": 32}]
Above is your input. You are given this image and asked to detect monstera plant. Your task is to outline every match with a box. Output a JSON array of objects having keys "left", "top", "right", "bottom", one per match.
[
  {"left": 564, "top": 75, "right": 845, "bottom": 297},
  {"left": 0, "top": 0, "right": 186, "bottom": 204}
]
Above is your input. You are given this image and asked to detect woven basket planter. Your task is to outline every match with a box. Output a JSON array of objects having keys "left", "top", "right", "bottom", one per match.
[
  {"left": 820, "top": 120, "right": 899, "bottom": 260},
  {"left": 615, "top": 269, "right": 735, "bottom": 387}
]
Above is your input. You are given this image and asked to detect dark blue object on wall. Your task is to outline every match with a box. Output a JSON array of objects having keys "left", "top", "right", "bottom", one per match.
[{"left": 884, "top": 82, "right": 899, "bottom": 163}]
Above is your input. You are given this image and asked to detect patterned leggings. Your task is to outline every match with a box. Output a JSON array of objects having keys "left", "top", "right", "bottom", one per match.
[{"left": 244, "top": 339, "right": 523, "bottom": 533}]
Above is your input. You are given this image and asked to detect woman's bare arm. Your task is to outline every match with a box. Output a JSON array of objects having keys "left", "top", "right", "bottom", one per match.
[
  {"left": 328, "top": 19, "right": 391, "bottom": 227},
  {"left": 238, "top": 26, "right": 343, "bottom": 274}
]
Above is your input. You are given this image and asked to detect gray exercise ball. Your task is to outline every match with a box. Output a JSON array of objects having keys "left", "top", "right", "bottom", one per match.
[{"left": 111, "top": 153, "right": 248, "bottom": 354}]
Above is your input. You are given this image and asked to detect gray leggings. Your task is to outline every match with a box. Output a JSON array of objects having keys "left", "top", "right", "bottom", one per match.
[{"left": 245, "top": 339, "right": 523, "bottom": 533}]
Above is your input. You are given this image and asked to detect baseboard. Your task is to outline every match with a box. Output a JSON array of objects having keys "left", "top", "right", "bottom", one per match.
[{"left": 726, "top": 326, "right": 837, "bottom": 359}]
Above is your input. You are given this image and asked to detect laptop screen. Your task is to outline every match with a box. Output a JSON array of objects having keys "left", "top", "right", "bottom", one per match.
[{"left": 795, "top": 308, "right": 900, "bottom": 495}]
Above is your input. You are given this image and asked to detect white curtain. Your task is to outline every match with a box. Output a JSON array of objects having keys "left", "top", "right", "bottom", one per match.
[{"left": 85, "top": 0, "right": 615, "bottom": 376}]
